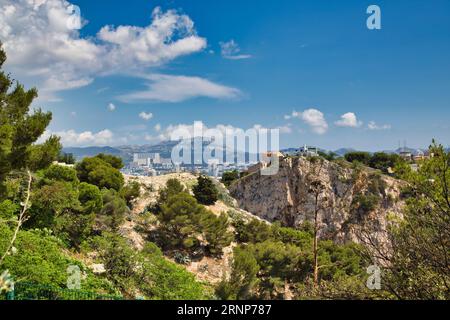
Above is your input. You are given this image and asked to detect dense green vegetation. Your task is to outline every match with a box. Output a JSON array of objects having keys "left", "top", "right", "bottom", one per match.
[
  {"left": 369, "top": 141, "right": 450, "bottom": 300},
  {"left": 217, "top": 217, "right": 372, "bottom": 300},
  {"left": 317, "top": 151, "right": 338, "bottom": 161},
  {"left": 83, "top": 233, "right": 208, "bottom": 299},
  {"left": 344, "top": 152, "right": 372, "bottom": 165},
  {"left": 57, "top": 152, "right": 76, "bottom": 165},
  {"left": 344, "top": 151, "right": 405, "bottom": 174}
]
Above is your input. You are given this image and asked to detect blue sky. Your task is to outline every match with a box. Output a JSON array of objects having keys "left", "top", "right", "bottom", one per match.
[{"left": 1, "top": 0, "right": 449, "bottom": 150}]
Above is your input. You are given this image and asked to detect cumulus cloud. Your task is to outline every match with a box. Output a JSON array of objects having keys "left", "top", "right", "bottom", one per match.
[
  {"left": 0, "top": 1, "right": 207, "bottom": 99},
  {"left": 97, "top": 7, "right": 206, "bottom": 68},
  {"left": 219, "top": 40, "right": 252, "bottom": 60},
  {"left": 118, "top": 74, "right": 241, "bottom": 103},
  {"left": 139, "top": 112, "right": 153, "bottom": 121},
  {"left": 285, "top": 109, "right": 328, "bottom": 135},
  {"left": 145, "top": 121, "right": 285, "bottom": 143},
  {"left": 368, "top": 121, "right": 391, "bottom": 130},
  {"left": 43, "top": 129, "right": 119, "bottom": 146},
  {"left": 108, "top": 103, "right": 116, "bottom": 111},
  {"left": 335, "top": 112, "right": 362, "bottom": 128},
  {"left": 277, "top": 124, "right": 293, "bottom": 134}
]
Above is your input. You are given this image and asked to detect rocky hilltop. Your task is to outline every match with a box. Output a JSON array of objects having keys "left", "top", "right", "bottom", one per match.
[{"left": 230, "top": 156, "right": 405, "bottom": 245}]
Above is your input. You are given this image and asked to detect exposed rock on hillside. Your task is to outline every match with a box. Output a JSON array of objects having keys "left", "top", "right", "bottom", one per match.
[{"left": 230, "top": 157, "right": 405, "bottom": 245}]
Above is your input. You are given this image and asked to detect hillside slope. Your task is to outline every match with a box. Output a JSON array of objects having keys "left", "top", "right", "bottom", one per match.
[{"left": 121, "top": 173, "right": 260, "bottom": 284}]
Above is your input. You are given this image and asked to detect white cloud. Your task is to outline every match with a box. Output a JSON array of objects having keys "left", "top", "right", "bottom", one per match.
[
  {"left": 108, "top": 103, "right": 116, "bottom": 111},
  {"left": 219, "top": 40, "right": 252, "bottom": 60},
  {"left": 284, "top": 111, "right": 301, "bottom": 121},
  {"left": 335, "top": 112, "right": 362, "bottom": 128},
  {"left": 118, "top": 74, "right": 241, "bottom": 103},
  {"left": 154, "top": 122, "right": 290, "bottom": 144},
  {"left": 139, "top": 112, "right": 153, "bottom": 121},
  {"left": 286, "top": 109, "right": 328, "bottom": 135},
  {"left": 368, "top": 121, "right": 391, "bottom": 130},
  {"left": 277, "top": 124, "right": 293, "bottom": 134},
  {"left": 97, "top": 7, "right": 206, "bottom": 68},
  {"left": 0, "top": 1, "right": 207, "bottom": 99},
  {"left": 44, "top": 129, "right": 120, "bottom": 146},
  {"left": 301, "top": 109, "right": 328, "bottom": 134},
  {"left": 96, "top": 87, "right": 109, "bottom": 94},
  {"left": 46, "top": 121, "right": 289, "bottom": 147}
]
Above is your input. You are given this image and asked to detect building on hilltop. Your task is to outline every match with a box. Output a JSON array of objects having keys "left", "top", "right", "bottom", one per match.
[{"left": 299, "top": 144, "right": 319, "bottom": 157}]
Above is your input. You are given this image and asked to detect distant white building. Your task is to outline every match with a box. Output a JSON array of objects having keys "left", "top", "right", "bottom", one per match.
[
  {"left": 158, "top": 158, "right": 174, "bottom": 169},
  {"left": 52, "top": 161, "right": 75, "bottom": 168},
  {"left": 299, "top": 144, "right": 319, "bottom": 157},
  {"left": 133, "top": 153, "right": 161, "bottom": 166},
  {"left": 399, "top": 149, "right": 412, "bottom": 161}
]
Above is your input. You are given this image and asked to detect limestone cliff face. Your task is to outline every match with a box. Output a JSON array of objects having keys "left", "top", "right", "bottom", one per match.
[{"left": 230, "top": 157, "right": 405, "bottom": 245}]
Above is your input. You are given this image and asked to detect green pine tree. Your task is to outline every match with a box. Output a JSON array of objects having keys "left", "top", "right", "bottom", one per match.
[
  {"left": 193, "top": 175, "right": 219, "bottom": 205},
  {"left": 0, "top": 43, "right": 60, "bottom": 197}
]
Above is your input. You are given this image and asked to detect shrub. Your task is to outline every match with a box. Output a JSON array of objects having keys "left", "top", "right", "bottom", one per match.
[
  {"left": 42, "top": 164, "right": 79, "bottom": 185},
  {"left": 78, "top": 182, "right": 103, "bottom": 214},
  {"left": 86, "top": 233, "right": 208, "bottom": 299},
  {"left": 318, "top": 151, "right": 338, "bottom": 161},
  {"left": 233, "top": 218, "right": 273, "bottom": 243},
  {"left": 27, "top": 181, "right": 80, "bottom": 229},
  {"left": 369, "top": 152, "right": 403, "bottom": 174},
  {"left": 120, "top": 181, "right": 141, "bottom": 207},
  {"left": 216, "top": 246, "right": 260, "bottom": 300},
  {"left": 57, "top": 152, "right": 75, "bottom": 164},
  {"left": 0, "top": 225, "right": 91, "bottom": 288},
  {"left": 202, "top": 213, "right": 233, "bottom": 255},
  {"left": 193, "top": 175, "right": 219, "bottom": 205},
  {"left": 76, "top": 157, "right": 124, "bottom": 191},
  {"left": 95, "top": 154, "right": 124, "bottom": 170},
  {"left": 351, "top": 194, "right": 379, "bottom": 219},
  {"left": 345, "top": 152, "right": 371, "bottom": 165},
  {"left": 222, "top": 170, "right": 240, "bottom": 188},
  {"left": 151, "top": 179, "right": 186, "bottom": 214},
  {"left": 98, "top": 190, "right": 129, "bottom": 231}
]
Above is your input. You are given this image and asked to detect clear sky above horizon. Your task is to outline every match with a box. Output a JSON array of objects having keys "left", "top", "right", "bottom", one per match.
[{"left": 1, "top": 0, "right": 449, "bottom": 151}]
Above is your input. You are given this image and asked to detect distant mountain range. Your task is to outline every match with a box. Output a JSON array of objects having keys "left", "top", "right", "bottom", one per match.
[
  {"left": 63, "top": 140, "right": 209, "bottom": 164},
  {"left": 63, "top": 142, "right": 450, "bottom": 164},
  {"left": 63, "top": 141, "right": 178, "bottom": 163},
  {"left": 63, "top": 146, "right": 124, "bottom": 159}
]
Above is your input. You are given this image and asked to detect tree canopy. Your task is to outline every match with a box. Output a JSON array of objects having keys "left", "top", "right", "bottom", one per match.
[
  {"left": 0, "top": 44, "right": 61, "bottom": 196},
  {"left": 76, "top": 155, "right": 124, "bottom": 191},
  {"left": 193, "top": 175, "right": 219, "bottom": 205}
]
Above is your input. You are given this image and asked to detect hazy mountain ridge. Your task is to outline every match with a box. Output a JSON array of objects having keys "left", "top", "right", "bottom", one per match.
[{"left": 63, "top": 142, "right": 449, "bottom": 163}]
